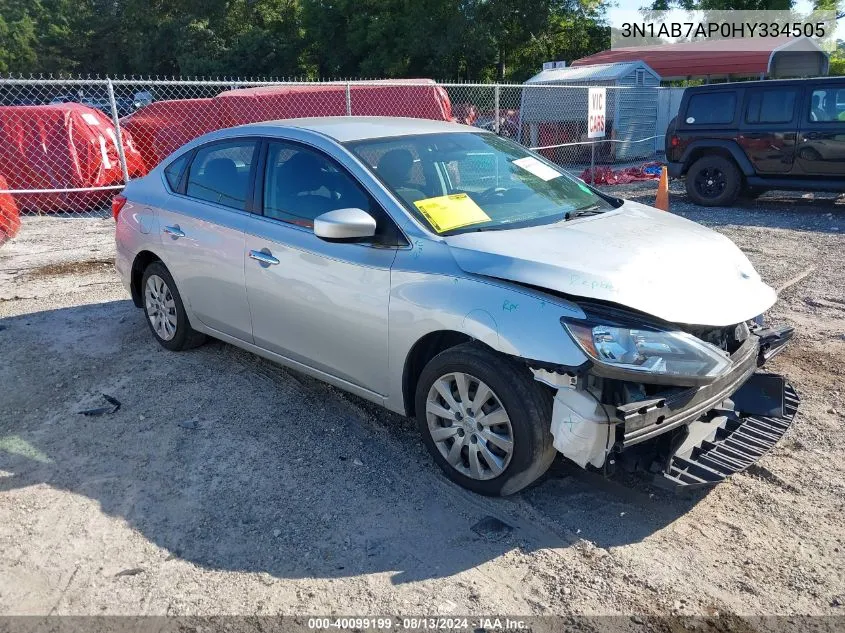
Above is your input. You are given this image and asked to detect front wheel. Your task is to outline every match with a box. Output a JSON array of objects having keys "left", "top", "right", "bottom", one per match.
[{"left": 415, "top": 343, "right": 557, "bottom": 496}]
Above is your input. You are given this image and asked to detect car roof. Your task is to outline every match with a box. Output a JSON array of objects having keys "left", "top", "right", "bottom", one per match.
[
  {"left": 685, "top": 76, "right": 845, "bottom": 93},
  {"left": 232, "top": 116, "right": 482, "bottom": 142}
]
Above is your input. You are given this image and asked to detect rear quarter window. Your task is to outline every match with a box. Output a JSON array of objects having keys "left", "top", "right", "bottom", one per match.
[
  {"left": 164, "top": 153, "right": 190, "bottom": 191},
  {"left": 684, "top": 92, "right": 737, "bottom": 125}
]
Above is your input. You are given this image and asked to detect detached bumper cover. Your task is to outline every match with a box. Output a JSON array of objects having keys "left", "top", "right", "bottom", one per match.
[{"left": 659, "top": 381, "right": 799, "bottom": 488}]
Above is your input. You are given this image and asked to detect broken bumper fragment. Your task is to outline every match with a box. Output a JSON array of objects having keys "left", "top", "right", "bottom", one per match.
[{"left": 659, "top": 379, "right": 798, "bottom": 488}]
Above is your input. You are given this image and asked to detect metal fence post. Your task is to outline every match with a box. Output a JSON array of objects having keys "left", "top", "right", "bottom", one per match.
[
  {"left": 106, "top": 78, "right": 131, "bottom": 184},
  {"left": 494, "top": 84, "right": 500, "bottom": 135},
  {"left": 345, "top": 82, "right": 352, "bottom": 116}
]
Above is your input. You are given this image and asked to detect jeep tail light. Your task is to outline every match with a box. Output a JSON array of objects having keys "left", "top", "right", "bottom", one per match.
[
  {"left": 670, "top": 135, "right": 681, "bottom": 148},
  {"left": 112, "top": 195, "right": 127, "bottom": 220}
]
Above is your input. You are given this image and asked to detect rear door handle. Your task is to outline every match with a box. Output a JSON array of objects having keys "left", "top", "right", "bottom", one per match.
[
  {"left": 249, "top": 249, "right": 280, "bottom": 266},
  {"left": 803, "top": 132, "right": 819, "bottom": 141},
  {"left": 163, "top": 225, "right": 185, "bottom": 238}
]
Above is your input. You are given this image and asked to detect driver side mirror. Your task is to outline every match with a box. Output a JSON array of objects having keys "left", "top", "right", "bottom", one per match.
[{"left": 313, "top": 208, "right": 377, "bottom": 241}]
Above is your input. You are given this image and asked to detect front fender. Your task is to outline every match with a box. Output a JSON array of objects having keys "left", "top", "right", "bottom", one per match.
[{"left": 386, "top": 245, "right": 589, "bottom": 413}]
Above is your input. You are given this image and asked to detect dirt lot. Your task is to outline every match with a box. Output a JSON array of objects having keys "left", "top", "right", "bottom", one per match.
[{"left": 1, "top": 182, "right": 844, "bottom": 618}]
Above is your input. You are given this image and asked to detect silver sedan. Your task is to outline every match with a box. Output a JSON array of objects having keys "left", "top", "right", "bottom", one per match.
[{"left": 115, "top": 117, "right": 798, "bottom": 495}]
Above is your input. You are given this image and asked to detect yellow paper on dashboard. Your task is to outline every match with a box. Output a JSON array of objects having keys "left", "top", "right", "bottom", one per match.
[{"left": 413, "top": 193, "right": 491, "bottom": 233}]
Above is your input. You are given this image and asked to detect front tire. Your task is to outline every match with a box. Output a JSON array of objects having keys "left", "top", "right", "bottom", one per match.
[
  {"left": 141, "top": 261, "right": 206, "bottom": 351},
  {"left": 685, "top": 155, "right": 741, "bottom": 206},
  {"left": 415, "top": 343, "right": 557, "bottom": 496}
]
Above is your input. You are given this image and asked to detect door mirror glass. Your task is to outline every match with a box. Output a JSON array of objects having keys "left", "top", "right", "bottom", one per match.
[{"left": 313, "top": 208, "right": 377, "bottom": 240}]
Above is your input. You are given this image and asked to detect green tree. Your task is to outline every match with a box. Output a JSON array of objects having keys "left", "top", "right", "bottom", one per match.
[
  {"left": 0, "top": 8, "right": 38, "bottom": 73},
  {"left": 1, "top": 0, "right": 612, "bottom": 80}
]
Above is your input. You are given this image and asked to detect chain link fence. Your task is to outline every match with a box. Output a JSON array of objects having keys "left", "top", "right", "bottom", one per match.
[{"left": 0, "top": 77, "right": 667, "bottom": 234}]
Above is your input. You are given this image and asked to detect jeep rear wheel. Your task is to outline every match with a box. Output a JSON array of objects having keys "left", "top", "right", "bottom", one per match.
[{"left": 685, "top": 155, "right": 741, "bottom": 207}]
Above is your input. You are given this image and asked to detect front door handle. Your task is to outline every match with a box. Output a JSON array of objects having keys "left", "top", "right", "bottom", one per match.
[
  {"left": 249, "top": 249, "right": 280, "bottom": 266},
  {"left": 163, "top": 225, "right": 185, "bottom": 238}
]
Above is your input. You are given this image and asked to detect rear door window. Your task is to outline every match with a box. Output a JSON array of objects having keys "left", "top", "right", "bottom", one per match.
[
  {"left": 745, "top": 89, "right": 798, "bottom": 124},
  {"left": 685, "top": 92, "right": 737, "bottom": 125},
  {"left": 185, "top": 140, "right": 258, "bottom": 210}
]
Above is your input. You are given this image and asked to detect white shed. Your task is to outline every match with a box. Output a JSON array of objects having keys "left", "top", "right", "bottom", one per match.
[{"left": 520, "top": 61, "right": 661, "bottom": 163}]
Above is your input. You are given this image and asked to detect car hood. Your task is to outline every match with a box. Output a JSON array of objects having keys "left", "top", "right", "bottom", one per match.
[{"left": 444, "top": 201, "right": 776, "bottom": 327}]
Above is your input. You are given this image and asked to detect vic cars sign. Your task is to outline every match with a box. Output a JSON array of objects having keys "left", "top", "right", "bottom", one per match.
[{"left": 588, "top": 88, "right": 606, "bottom": 139}]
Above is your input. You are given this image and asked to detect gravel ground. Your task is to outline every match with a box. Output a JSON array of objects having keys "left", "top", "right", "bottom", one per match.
[{"left": 1, "top": 184, "right": 844, "bottom": 618}]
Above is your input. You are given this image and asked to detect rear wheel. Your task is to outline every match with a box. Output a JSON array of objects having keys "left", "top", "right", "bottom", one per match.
[
  {"left": 415, "top": 343, "right": 556, "bottom": 496},
  {"left": 141, "top": 261, "right": 206, "bottom": 351},
  {"left": 685, "top": 155, "right": 741, "bottom": 206}
]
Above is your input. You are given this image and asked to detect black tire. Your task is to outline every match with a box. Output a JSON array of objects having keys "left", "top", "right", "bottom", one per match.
[
  {"left": 415, "top": 343, "right": 557, "bottom": 496},
  {"left": 140, "top": 261, "right": 206, "bottom": 351},
  {"left": 684, "top": 155, "right": 741, "bottom": 207}
]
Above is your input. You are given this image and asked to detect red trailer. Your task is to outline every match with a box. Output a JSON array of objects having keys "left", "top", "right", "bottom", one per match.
[
  {"left": 0, "top": 174, "right": 20, "bottom": 242},
  {"left": 122, "top": 80, "right": 455, "bottom": 171},
  {"left": 120, "top": 98, "right": 221, "bottom": 169},
  {"left": 0, "top": 103, "right": 145, "bottom": 213}
]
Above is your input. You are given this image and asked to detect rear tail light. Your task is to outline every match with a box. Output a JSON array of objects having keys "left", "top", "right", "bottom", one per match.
[
  {"left": 112, "top": 195, "right": 127, "bottom": 221},
  {"left": 670, "top": 135, "right": 681, "bottom": 148}
]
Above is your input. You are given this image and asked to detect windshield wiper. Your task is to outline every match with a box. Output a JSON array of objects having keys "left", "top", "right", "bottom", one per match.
[{"left": 564, "top": 204, "right": 604, "bottom": 220}]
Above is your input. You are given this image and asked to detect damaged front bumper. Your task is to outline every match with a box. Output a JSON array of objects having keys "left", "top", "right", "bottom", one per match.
[
  {"left": 539, "top": 324, "right": 799, "bottom": 488},
  {"left": 658, "top": 377, "right": 798, "bottom": 488}
]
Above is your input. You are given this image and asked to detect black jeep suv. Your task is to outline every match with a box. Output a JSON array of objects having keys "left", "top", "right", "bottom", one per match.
[{"left": 666, "top": 77, "right": 845, "bottom": 206}]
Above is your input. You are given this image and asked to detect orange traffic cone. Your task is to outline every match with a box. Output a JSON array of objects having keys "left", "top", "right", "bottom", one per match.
[{"left": 655, "top": 166, "right": 669, "bottom": 212}]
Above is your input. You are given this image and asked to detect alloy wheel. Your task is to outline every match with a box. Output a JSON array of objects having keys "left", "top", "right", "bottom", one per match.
[
  {"left": 425, "top": 372, "right": 514, "bottom": 480},
  {"left": 144, "top": 274, "right": 177, "bottom": 341},
  {"left": 694, "top": 166, "right": 727, "bottom": 198}
]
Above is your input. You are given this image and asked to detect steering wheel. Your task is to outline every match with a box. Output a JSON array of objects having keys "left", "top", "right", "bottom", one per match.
[{"left": 476, "top": 186, "right": 510, "bottom": 201}]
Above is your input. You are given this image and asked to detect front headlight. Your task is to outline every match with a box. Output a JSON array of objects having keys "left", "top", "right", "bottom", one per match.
[{"left": 562, "top": 317, "right": 732, "bottom": 386}]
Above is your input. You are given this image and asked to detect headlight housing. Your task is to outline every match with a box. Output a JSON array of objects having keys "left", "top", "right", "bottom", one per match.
[{"left": 562, "top": 316, "right": 732, "bottom": 386}]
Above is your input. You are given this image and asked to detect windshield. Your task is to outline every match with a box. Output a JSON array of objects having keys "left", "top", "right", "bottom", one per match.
[{"left": 346, "top": 132, "right": 612, "bottom": 235}]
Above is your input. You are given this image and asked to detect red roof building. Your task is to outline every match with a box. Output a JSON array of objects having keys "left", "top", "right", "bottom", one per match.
[{"left": 572, "top": 36, "right": 829, "bottom": 81}]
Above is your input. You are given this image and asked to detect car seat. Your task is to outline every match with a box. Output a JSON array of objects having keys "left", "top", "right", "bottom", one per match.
[
  {"left": 197, "top": 157, "right": 242, "bottom": 206},
  {"left": 269, "top": 152, "right": 338, "bottom": 226},
  {"left": 376, "top": 149, "right": 427, "bottom": 203},
  {"left": 811, "top": 94, "right": 828, "bottom": 122}
]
